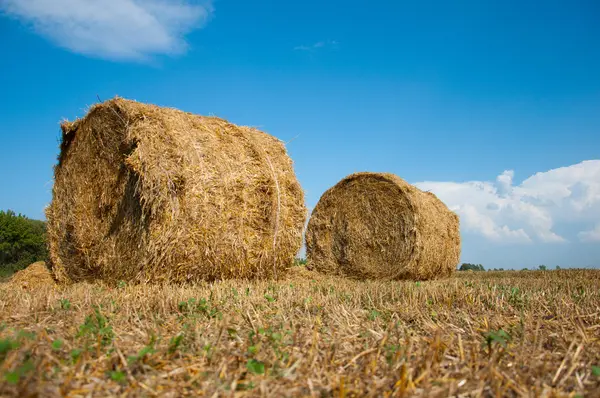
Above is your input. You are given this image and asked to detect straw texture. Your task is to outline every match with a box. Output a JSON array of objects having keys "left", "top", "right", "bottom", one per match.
[
  {"left": 306, "top": 172, "right": 460, "bottom": 280},
  {"left": 47, "top": 98, "right": 306, "bottom": 284},
  {"left": 8, "top": 262, "right": 55, "bottom": 290}
]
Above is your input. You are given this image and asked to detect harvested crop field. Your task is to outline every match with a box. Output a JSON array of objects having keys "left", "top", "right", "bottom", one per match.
[{"left": 1, "top": 269, "right": 599, "bottom": 397}]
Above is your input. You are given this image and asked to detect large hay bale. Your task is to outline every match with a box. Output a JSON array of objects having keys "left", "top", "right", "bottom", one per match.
[
  {"left": 306, "top": 172, "right": 460, "bottom": 280},
  {"left": 8, "top": 262, "right": 56, "bottom": 290},
  {"left": 47, "top": 98, "right": 306, "bottom": 284}
]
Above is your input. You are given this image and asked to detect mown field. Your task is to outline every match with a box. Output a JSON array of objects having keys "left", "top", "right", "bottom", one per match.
[{"left": 1, "top": 268, "right": 599, "bottom": 397}]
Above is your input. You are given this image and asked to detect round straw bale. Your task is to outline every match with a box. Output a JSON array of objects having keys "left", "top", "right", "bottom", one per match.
[
  {"left": 46, "top": 98, "right": 306, "bottom": 284},
  {"left": 305, "top": 172, "right": 460, "bottom": 280},
  {"left": 8, "top": 262, "right": 56, "bottom": 290}
]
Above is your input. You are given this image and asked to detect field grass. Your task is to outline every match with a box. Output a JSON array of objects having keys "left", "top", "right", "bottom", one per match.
[{"left": 1, "top": 268, "right": 599, "bottom": 397}]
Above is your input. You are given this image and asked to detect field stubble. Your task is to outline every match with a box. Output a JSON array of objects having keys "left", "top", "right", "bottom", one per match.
[{"left": 0, "top": 269, "right": 599, "bottom": 397}]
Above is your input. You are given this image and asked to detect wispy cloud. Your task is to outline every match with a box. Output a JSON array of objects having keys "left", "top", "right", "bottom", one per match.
[
  {"left": 0, "top": 0, "right": 214, "bottom": 61},
  {"left": 294, "top": 40, "right": 339, "bottom": 52}
]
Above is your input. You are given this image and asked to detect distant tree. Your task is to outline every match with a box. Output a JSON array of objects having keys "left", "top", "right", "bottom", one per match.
[
  {"left": 0, "top": 210, "right": 48, "bottom": 278},
  {"left": 458, "top": 263, "right": 484, "bottom": 272},
  {"left": 294, "top": 258, "right": 307, "bottom": 266},
  {"left": 555, "top": 265, "right": 561, "bottom": 270},
  {"left": 538, "top": 265, "right": 547, "bottom": 271},
  {"left": 522, "top": 268, "right": 529, "bottom": 271}
]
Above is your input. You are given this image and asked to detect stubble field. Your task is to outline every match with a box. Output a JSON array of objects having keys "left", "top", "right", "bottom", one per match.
[{"left": 1, "top": 268, "right": 599, "bottom": 397}]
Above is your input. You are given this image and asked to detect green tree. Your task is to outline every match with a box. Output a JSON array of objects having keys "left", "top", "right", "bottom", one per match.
[
  {"left": 294, "top": 258, "right": 307, "bottom": 266},
  {"left": 0, "top": 210, "right": 48, "bottom": 277},
  {"left": 458, "top": 263, "right": 485, "bottom": 272},
  {"left": 538, "top": 265, "right": 547, "bottom": 271}
]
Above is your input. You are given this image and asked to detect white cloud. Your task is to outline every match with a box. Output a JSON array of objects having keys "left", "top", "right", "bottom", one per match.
[
  {"left": 0, "top": 0, "right": 213, "bottom": 61},
  {"left": 416, "top": 160, "right": 600, "bottom": 244},
  {"left": 496, "top": 170, "right": 513, "bottom": 197},
  {"left": 294, "top": 40, "right": 338, "bottom": 52},
  {"left": 579, "top": 224, "right": 600, "bottom": 242},
  {"left": 459, "top": 204, "right": 532, "bottom": 243}
]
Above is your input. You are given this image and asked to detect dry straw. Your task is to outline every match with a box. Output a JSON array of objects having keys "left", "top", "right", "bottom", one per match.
[
  {"left": 8, "top": 262, "right": 55, "bottom": 290},
  {"left": 46, "top": 97, "right": 306, "bottom": 284},
  {"left": 306, "top": 172, "right": 460, "bottom": 280}
]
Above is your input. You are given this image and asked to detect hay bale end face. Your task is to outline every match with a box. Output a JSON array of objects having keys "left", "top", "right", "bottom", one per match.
[
  {"left": 306, "top": 172, "right": 460, "bottom": 280},
  {"left": 47, "top": 98, "right": 306, "bottom": 284}
]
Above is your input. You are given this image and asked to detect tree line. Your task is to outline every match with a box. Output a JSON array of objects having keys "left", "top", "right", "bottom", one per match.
[
  {"left": 458, "top": 263, "right": 562, "bottom": 272},
  {"left": 0, "top": 210, "right": 48, "bottom": 278}
]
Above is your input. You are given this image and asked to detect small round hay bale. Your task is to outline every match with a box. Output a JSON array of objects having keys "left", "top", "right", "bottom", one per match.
[
  {"left": 306, "top": 172, "right": 460, "bottom": 280},
  {"left": 8, "top": 262, "right": 56, "bottom": 290},
  {"left": 47, "top": 98, "right": 306, "bottom": 284}
]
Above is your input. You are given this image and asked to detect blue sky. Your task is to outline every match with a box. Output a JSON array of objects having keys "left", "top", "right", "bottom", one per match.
[{"left": 1, "top": 0, "right": 599, "bottom": 269}]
